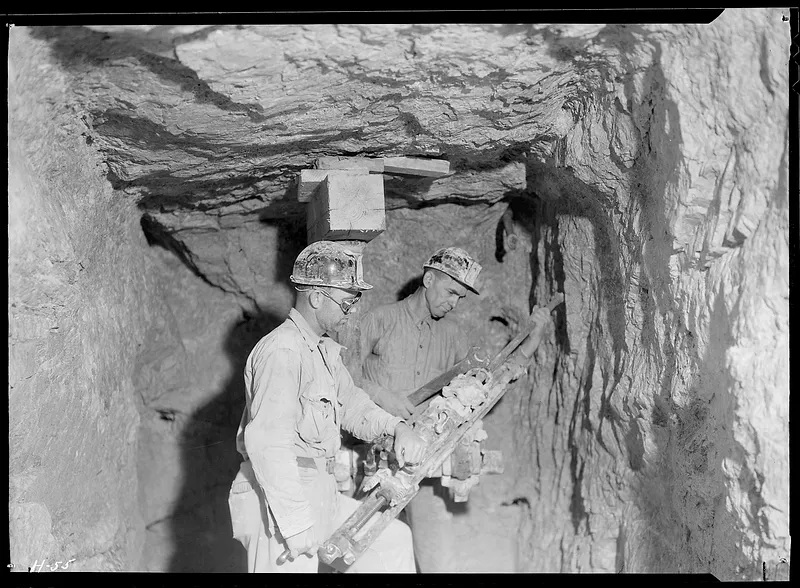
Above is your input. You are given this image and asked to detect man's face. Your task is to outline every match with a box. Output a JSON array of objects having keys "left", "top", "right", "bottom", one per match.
[
  {"left": 424, "top": 270, "right": 467, "bottom": 319},
  {"left": 317, "top": 287, "right": 362, "bottom": 331}
]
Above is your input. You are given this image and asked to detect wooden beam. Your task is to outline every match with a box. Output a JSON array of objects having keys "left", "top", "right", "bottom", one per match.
[
  {"left": 382, "top": 156, "right": 450, "bottom": 178},
  {"left": 307, "top": 173, "right": 386, "bottom": 243},
  {"left": 296, "top": 168, "right": 369, "bottom": 202},
  {"left": 316, "top": 156, "right": 385, "bottom": 173}
]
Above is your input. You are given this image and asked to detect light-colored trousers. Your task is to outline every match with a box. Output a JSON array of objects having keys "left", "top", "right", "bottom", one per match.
[
  {"left": 228, "top": 460, "right": 416, "bottom": 573},
  {"left": 406, "top": 482, "right": 458, "bottom": 572}
]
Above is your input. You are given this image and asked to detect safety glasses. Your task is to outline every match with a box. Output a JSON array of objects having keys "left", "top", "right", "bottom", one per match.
[{"left": 317, "top": 288, "right": 362, "bottom": 315}]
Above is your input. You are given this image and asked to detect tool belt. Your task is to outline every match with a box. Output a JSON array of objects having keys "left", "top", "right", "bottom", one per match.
[{"left": 296, "top": 455, "right": 336, "bottom": 475}]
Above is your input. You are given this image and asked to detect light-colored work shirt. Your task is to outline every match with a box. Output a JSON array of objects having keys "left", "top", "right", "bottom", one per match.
[
  {"left": 359, "top": 289, "right": 471, "bottom": 398},
  {"left": 235, "top": 308, "right": 403, "bottom": 537}
]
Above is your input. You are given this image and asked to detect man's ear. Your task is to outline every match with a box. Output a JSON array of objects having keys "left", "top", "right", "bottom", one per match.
[
  {"left": 308, "top": 289, "right": 323, "bottom": 309},
  {"left": 422, "top": 270, "right": 434, "bottom": 289}
]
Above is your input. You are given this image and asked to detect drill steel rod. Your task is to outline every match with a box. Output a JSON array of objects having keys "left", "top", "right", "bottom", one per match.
[
  {"left": 408, "top": 294, "right": 564, "bottom": 414},
  {"left": 487, "top": 293, "right": 564, "bottom": 372}
]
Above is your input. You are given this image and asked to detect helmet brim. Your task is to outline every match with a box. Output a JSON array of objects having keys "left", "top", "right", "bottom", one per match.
[
  {"left": 455, "top": 278, "right": 480, "bottom": 295},
  {"left": 423, "top": 265, "right": 480, "bottom": 295},
  {"left": 290, "top": 276, "right": 373, "bottom": 291}
]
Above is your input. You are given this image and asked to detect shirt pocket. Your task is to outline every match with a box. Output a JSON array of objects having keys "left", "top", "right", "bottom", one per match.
[
  {"left": 228, "top": 484, "right": 261, "bottom": 543},
  {"left": 296, "top": 378, "right": 336, "bottom": 444}
]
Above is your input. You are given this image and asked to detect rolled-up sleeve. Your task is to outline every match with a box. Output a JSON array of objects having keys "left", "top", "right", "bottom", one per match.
[
  {"left": 334, "top": 355, "right": 402, "bottom": 441},
  {"left": 243, "top": 345, "right": 313, "bottom": 538}
]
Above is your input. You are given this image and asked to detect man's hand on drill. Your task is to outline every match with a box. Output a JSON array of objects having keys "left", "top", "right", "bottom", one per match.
[
  {"left": 519, "top": 305, "right": 554, "bottom": 358},
  {"left": 530, "top": 304, "right": 551, "bottom": 331},
  {"left": 393, "top": 422, "right": 427, "bottom": 468},
  {"left": 285, "top": 526, "right": 318, "bottom": 561}
]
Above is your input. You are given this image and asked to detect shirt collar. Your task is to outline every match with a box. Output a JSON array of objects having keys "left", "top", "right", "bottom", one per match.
[
  {"left": 402, "top": 289, "right": 433, "bottom": 330},
  {"left": 287, "top": 308, "right": 345, "bottom": 354},
  {"left": 287, "top": 308, "right": 323, "bottom": 351}
]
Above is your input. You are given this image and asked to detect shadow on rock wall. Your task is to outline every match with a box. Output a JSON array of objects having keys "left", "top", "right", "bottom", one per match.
[
  {"left": 165, "top": 309, "right": 283, "bottom": 572},
  {"left": 396, "top": 275, "right": 423, "bottom": 301},
  {"left": 154, "top": 217, "right": 304, "bottom": 572}
]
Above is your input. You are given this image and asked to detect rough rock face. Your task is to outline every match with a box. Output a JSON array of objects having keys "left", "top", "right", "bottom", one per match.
[
  {"left": 513, "top": 11, "right": 791, "bottom": 578},
  {"left": 8, "top": 33, "right": 149, "bottom": 571},
  {"left": 8, "top": 9, "right": 790, "bottom": 579}
]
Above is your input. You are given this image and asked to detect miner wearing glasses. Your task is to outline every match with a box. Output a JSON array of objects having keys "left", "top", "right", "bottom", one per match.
[{"left": 227, "top": 240, "right": 426, "bottom": 573}]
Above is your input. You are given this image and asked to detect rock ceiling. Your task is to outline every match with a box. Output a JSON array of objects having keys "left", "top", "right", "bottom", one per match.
[{"left": 36, "top": 23, "right": 672, "bottom": 233}]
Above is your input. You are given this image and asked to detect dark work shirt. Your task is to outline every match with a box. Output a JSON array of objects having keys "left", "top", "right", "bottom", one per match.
[{"left": 358, "top": 289, "right": 470, "bottom": 397}]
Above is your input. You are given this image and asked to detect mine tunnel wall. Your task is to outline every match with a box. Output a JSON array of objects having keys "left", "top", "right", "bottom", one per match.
[
  {"left": 8, "top": 11, "right": 790, "bottom": 579},
  {"left": 8, "top": 35, "right": 150, "bottom": 571},
  {"left": 512, "top": 10, "right": 791, "bottom": 574}
]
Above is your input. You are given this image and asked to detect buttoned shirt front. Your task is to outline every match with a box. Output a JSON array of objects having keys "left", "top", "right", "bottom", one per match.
[
  {"left": 359, "top": 289, "right": 471, "bottom": 397},
  {"left": 235, "top": 308, "right": 403, "bottom": 537}
]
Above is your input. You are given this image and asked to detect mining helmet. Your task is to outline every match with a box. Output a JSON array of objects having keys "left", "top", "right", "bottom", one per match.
[
  {"left": 290, "top": 240, "right": 373, "bottom": 291},
  {"left": 423, "top": 247, "right": 482, "bottom": 295}
]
